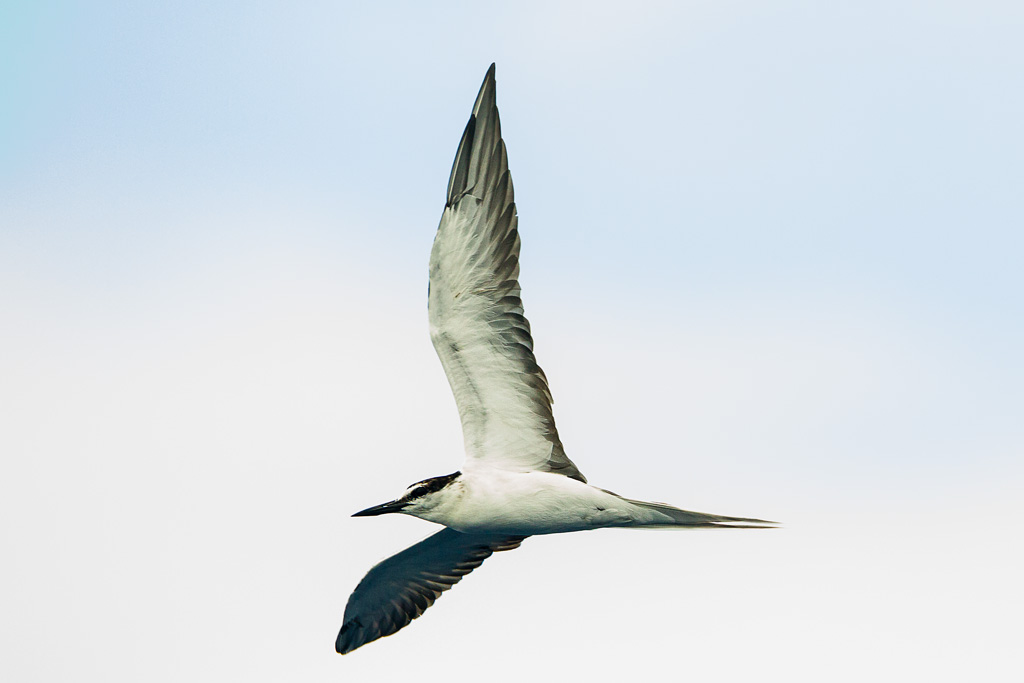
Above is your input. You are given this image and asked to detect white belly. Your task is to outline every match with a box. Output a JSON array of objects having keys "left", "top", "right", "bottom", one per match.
[{"left": 421, "top": 470, "right": 636, "bottom": 535}]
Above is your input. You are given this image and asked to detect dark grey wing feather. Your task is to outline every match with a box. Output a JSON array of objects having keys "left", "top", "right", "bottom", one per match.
[
  {"left": 429, "top": 64, "right": 586, "bottom": 483},
  {"left": 336, "top": 528, "right": 526, "bottom": 654}
]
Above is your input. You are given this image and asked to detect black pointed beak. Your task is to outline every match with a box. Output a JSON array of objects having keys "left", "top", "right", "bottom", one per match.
[{"left": 352, "top": 499, "right": 407, "bottom": 517}]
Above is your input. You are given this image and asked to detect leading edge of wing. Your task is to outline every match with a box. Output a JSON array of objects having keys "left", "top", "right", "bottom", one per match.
[
  {"left": 336, "top": 528, "right": 526, "bottom": 654},
  {"left": 429, "top": 64, "right": 588, "bottom": 484}
]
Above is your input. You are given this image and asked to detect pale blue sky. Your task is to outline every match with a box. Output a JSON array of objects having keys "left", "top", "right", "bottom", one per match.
[{"left": 2, "top": 2, "right": 1022, "bottom": 681}]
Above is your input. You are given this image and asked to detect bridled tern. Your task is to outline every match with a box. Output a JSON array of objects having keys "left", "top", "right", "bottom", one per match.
[{"left": 336, "top": 64, "right": 776, "bottom": 655}]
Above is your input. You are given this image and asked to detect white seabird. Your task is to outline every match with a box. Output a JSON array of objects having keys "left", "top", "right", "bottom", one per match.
[{"left": 336, "top": 64, "right": 775, "bottom": 655}]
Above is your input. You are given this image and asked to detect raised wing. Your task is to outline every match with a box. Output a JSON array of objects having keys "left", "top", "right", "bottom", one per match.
[
  {"left": 336, "top": 528, "right": 525, "bottom": 654},
  {"left": 428, "top": 64, "right": 586, "bottom": 483}
]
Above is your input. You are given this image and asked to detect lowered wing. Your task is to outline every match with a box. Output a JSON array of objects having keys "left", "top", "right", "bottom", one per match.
[
  {"left": 336, "top": 528, "right": 525, "bottom": 654},
  {"left": 428, "top": 64, "right": 586, "bottom": 483}
]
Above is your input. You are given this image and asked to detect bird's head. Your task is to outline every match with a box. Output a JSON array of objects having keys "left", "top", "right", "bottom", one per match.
[{"left": 352, "top": 471, "right": 462, "bottom": 518}]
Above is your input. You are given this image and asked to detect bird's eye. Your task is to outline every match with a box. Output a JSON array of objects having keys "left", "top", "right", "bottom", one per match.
[{"left": 408, "top": 486, "right": 428, "bottom": 498}]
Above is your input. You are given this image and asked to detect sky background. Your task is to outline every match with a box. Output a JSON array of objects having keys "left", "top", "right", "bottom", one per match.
[{"left": 2, "top": 1, "right": 1022, "bottom": 681}]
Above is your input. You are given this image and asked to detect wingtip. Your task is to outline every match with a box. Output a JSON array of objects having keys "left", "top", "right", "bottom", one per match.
[
  {"left": 335, "top": 624, "right": 359, "bottom": 655},
  {"left": 446, "top": 64, "right": 503, "bottom": 204},
  {"left": 472, "top": 63, "right": 497, "bottom": 115}
]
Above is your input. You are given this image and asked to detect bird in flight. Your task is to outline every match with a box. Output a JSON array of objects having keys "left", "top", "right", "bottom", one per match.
[{"left": 336, "top": 64, "right": 775, "bottom": 655}]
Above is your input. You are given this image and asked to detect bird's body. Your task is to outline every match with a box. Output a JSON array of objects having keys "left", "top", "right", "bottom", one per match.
[
  {"left": 408, "top": 469, "right": 766, "bottom": 535},
  {"left": 336, "top": 64, "right": 775, "bottom": 655},
  {"left": 410, "top": 470, "right": 626, "bottom": 534}
]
